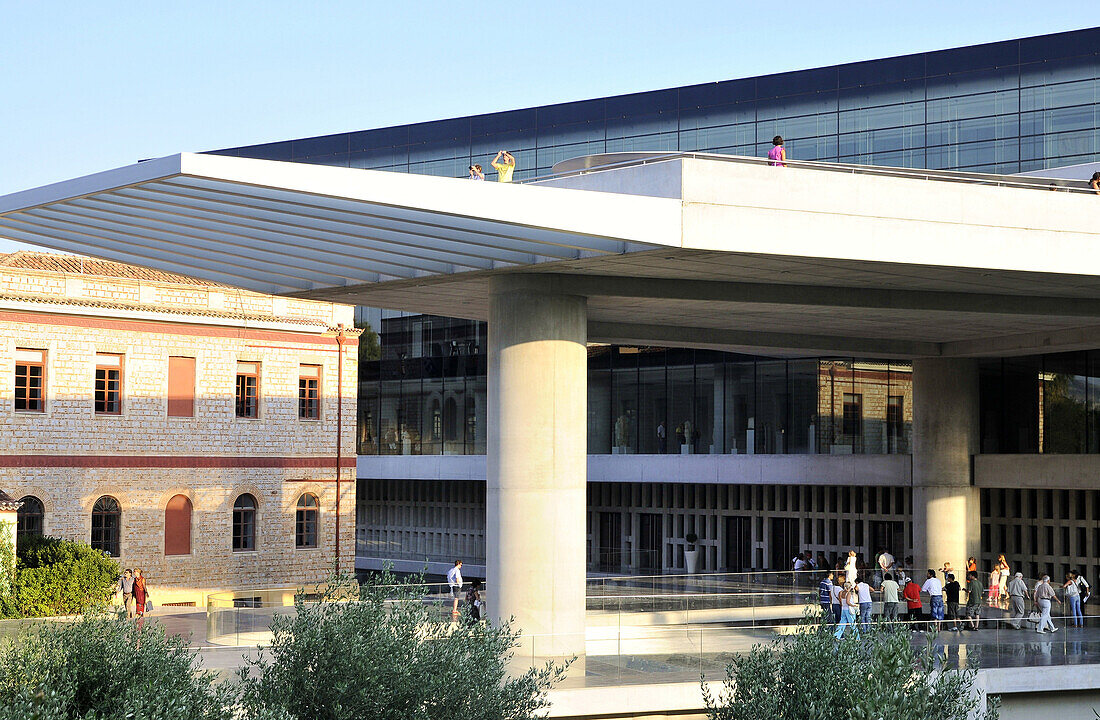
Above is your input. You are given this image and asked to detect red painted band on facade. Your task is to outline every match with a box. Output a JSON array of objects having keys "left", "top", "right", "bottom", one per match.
[
  {"left": 0, "top": 310, "right": 359, "bottom": 347},
  {"left": 0, "top": 455, "right": 357, "bottom": 469}
]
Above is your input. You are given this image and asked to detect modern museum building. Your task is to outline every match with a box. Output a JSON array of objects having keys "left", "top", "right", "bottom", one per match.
[{"left": 4, "top": 26, "right": 1100, "bottom": 661}]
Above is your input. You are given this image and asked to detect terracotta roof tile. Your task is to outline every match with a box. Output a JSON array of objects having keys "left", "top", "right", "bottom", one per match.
[
  {"left": 0, "top": 291, "right": 328, "bottom": 328},
  {"left": 0, "top": 490, "right": 20, "bottom": 511},
  {"left": 0, "top": 251, "right": 224, "bottom": 287}
]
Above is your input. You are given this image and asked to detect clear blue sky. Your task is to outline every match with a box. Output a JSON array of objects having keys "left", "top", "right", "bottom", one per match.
[{"left": 0, "top": 2, "right": 1093, "bottom": 250}]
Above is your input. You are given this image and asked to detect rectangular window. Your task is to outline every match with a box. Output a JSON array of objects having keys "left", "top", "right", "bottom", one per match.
[
  {"left": 94, "top": 353, "right": 122, "bottom": 414},
  {"left": 235, "top": 362, "right": 259, "bottom": 418},
  {"left": 298, "top": 364, "right": 321, "bottom": 420},
  {"left": 842, "top": 393, "right": 863, "bottom": 437},
  {"left": 167, "top": 356, "right": 196, "bottom": 417},
  {"left": 15, "top": 348, "right": 45, "bottom": 412}
]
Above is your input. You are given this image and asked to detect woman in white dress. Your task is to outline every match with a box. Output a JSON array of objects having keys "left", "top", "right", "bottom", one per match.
[{"left": 844, "top": 550, "right": 858, "bottom": 584}]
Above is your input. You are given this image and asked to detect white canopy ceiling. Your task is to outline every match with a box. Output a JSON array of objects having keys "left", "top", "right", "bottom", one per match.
[{"left": 0, "top": 153, "right": 679, "bottom": 296}]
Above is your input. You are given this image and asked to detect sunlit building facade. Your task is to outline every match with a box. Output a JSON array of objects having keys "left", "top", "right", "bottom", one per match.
[{"left": 179, "top": 27, "right": 1100, "bottom": 582}]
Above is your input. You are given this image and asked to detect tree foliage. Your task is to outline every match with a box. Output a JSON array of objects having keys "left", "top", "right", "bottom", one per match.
[
  {"left": 702, "top": 615, "right": 998, "bottom": 720},
  {"left": 237, "top": 571, "right": 572, "bottom": 720},
  {"left": 0, "top": 613, "right": 235, "bottom": 720},
  {"left": 2, "top": 535, "right": 119, "bottom": 618}
]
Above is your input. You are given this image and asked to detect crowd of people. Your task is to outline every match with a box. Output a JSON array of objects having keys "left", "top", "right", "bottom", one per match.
[{"left": 806, "top": 549, "right": 1092, "bottom": 637}]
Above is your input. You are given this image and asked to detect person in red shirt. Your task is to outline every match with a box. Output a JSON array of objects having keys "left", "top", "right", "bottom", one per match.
[{"left": 903, "top": 577, "right": 924, "bottom": 631}]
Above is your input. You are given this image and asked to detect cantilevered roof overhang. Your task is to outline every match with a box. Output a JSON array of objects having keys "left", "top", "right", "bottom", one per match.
[
  {"left": 3, "top": 151, "right": 1100, "bottom": 358},
  {"left": 0, "top": 153, "right": 679, "bottom": 295}
]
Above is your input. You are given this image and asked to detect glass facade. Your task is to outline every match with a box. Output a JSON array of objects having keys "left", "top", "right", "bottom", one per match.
[
  {"left": 214, "top": 28, "right": 1100, "bottom": 178},
  {"left": 980, "top": 351, "right": 1100, "bottom": 454},
  {"left": 357, "top": 313, "right": 913, "bottom": 457},
  {"left": 219, "top": 27, "right": 1100, "bottom": 460}
]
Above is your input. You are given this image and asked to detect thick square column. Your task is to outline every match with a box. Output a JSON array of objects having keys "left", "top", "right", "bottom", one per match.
[
  {"left": 911, "top": 358, "right": 980, "bottom": 574},
  {"left": 487, "top": 276, "right": 587, "bottom": 660}
]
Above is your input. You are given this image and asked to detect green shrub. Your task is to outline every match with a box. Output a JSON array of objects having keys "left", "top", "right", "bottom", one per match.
[
  {"left": 702, "top": 614, "right": 998, "bottom": 720},
  {"left": 4, "top": 536, "right": 118, "bottom": 618},
  {"left": 237, "top": 571, "right": 572, "bottom": 720},
  {"left": 0, "top": 613, "right": 235, "bottom": 720}
]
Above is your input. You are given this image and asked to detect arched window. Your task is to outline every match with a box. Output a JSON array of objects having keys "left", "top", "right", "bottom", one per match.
[
  {"left": 295, "top": 493, "right": 319, "bottom": 548},
  {"left": 430, "top": 399, "right": 442, "bottom": 440},
  {"left": 17, "top": 496, "right": 43, "bottom": 538},
  {"left": 91, "top": 496, "right": 121, "bottom": 557},
  {"left": 164, "top": 494, "right": 192, "bottom": 556},
  {"left": 233, "top": 494, "right": 257, "bottom": 552}
]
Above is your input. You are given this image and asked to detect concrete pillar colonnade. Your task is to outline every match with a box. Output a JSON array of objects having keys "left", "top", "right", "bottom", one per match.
[
  {"left": 911, "top": 357, "right": 980, "bottom": 576},
  {"left": 487, "top": 275, "right": 587, "bottom": 661}
]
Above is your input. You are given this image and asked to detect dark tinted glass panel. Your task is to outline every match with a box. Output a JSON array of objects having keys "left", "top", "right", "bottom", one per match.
[
  {"left": 292, "top": 135, "right": 348, "bottom": 158},
  {"left": 17, "top": 496, "right": 43, "bottom": 538},
  {"left": 678, "top": 78, "right": 754, "bottom": 108}
]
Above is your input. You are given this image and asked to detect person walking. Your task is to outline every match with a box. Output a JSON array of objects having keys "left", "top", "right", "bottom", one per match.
[
  {"left": 133, "top": 569, "right": 150, "bottom": 629},
  {"left": 922, "top": 569, "right": 945, "bottom": 629},
  {"left": 1006, "top": 572, "right": 1028, "bottom": 629},
  {"left": 465, "top": 579, "right": 483, "bottom": 622},
  {"left": 767, "top": 136, "right": 787, "bottom": 167},
  {"left": 943, "top": 573, "right": 962, "bottom": 631},
  {"left": 856, "top": 578, "right": 873, "bottom": 629},
  {"left": 818, "top": 571, "right": 834, "bottom": 618},
  {"left": 447, "top": 560, "right": 464, "bottom": 618},
  {"left": 491, "top": 151, "right": 516, "bottom": 183},
  {"left": 903, "top": 576, "right": 924, "bottom": 631},
  {"left": 118, "top": 568, "right": 135, "bottom": 619},
  {"left": 834, "top": 582, "right": 860, "bottom": 640},
  {"left": 830, "top": 572, "right": 845, "bottom": 623},
  {"left": 844, "top": 550, "right": 858, "bottom": 584},
  {"left": 1033, "top": 574, "right": 1061, "bottom": 634},
  {"left": 997, "top": 555, "right": 1011, "bottom": 601},
  {"left": 1062, "top": 572, "right": 1084, "bottom": 628},
  {"left": 965, "top": 571, "right": 985, "bottom": 630},
  {"left": 881, "top": 572, "right": 900, "bottom": 623}
]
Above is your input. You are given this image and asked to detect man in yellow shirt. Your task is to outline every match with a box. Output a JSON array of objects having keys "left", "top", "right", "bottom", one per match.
[{"left": 491, "top": 150, "right": 516, "bottom": 182}]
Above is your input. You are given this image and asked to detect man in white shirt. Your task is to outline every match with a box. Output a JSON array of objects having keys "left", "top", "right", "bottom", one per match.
[
  {"left": 921, "top": 569, "right": 945, "bottom": 627},
  {"left": 447, "top": 560, "right": 464, "bottom": 617},
  {"left": 877, "top": 548, "right": 895, "bottom": 575},
  {"left": 856, "top": 580, "right": 874, "bottom": 628},
  {"left": 880, "top": 572, "right": 901, "bottom": 623}
]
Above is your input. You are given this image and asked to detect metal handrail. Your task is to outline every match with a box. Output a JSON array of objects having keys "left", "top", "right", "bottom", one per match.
[{"left": 522, "top": 150, "right": 1097, "bottom": 194}]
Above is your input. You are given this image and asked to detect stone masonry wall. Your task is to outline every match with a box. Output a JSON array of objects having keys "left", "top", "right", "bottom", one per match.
[{"left": 0, "top": 267, "right": 358, "bottom": 606}]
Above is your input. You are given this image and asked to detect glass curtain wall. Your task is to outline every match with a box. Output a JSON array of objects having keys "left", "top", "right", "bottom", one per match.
[
  {"left": 359, "top": 322, "right": 916, "bottom": 457},
  {"left": 219, "top": 30, "right": 1100, "bottom": 177},
  {"left": 980, "top": 350, "right": 1100, "bottom": 454}
]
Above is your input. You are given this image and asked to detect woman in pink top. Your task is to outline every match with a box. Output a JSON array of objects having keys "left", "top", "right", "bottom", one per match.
[{"left": 768, "top": 135, "right": 787, "bottom": 167}]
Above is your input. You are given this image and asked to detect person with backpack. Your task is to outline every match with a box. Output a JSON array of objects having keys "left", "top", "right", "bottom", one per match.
[
  {"left": 1074, "top": 571, "right": 1091, "bottom": 605},
  {"left": 1062, "top": 572, "right": 1084, "bottom": 628}
]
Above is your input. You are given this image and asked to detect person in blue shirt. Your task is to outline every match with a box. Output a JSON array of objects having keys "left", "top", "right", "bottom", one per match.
[{"left": 819, "top": 571, "right": 834, "bottom": 619}]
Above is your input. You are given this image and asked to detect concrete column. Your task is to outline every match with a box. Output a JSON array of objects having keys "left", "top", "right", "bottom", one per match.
[
  {"left": 911, "top": 358, "right": 980, "bottom": 575},
  {"left": 487, "top": 276, "right": 587, "bottom": 660}
]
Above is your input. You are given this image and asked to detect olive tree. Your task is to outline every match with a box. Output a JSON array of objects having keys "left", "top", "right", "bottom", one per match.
[
  {"left": 0, "top": 613, "right": 235, "bottom": 720},
  {"left": 702, "top": 615, "right": 998, "bottom": 720},
  {"left": 237, "top": 571, "right": 572, "bottom": 720}
]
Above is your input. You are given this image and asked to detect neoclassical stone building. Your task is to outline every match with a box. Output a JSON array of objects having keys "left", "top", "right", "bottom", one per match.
[{"left": 0, "top": 252, "right": 358, "bottom": 605}]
